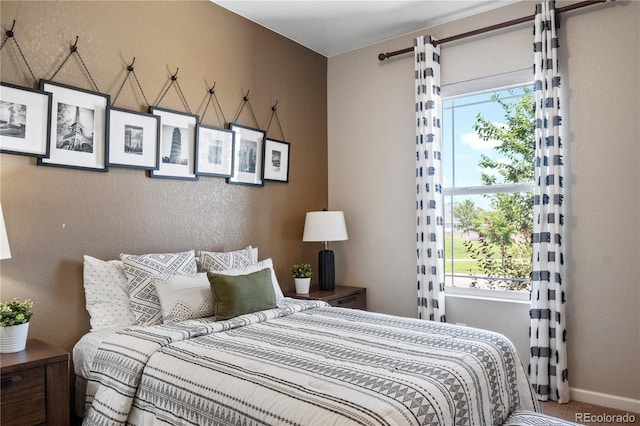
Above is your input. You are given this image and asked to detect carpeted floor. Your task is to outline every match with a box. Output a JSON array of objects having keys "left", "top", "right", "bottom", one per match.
[{"left": 540, "top": 400, "right": 639, "bottom": 425}]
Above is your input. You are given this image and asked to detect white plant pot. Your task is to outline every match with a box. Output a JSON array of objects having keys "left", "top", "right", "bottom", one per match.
[
  {"left": 0, "top": 322, "right": 29, "bottom": 353},
  {"left": 294, "top": 278, "right": 311, "bottom": 294}
]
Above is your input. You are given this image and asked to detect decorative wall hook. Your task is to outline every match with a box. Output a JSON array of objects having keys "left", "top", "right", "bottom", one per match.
[
  {"left": 232, "top": 89, "right": 259, "bottom": 128},
  {"left": 112, "top": 56, "right": 150, "bottom": 108},
  {"left": 48, "top": 35, "right": 99, "bottom": 92},
  {"left": 266, "top": 100, "right": 286, "bottom": 141},
  {"left": 70, "top": 35, "right": 79, "bottom": 52},
  {"left": 199, "top": 81, "right": 226, "bottom": 126},
  {"left": 154, "top": 66, "right": 191, "bottom": 113},
  {"left": 6, "top": 20, "right": 16, "bottom": 38},
  {"left": 0, "top": 19, "right": 37, "bottom": 86}
]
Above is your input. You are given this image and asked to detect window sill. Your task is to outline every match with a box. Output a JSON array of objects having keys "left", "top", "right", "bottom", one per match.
[{"left": 445, "top": 286, "right": 530, "bottom": 304}]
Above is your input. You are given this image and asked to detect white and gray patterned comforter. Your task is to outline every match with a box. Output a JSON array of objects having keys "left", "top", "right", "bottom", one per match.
[{"left": 83, "top": 300, "right": 538, "bottom": 425}]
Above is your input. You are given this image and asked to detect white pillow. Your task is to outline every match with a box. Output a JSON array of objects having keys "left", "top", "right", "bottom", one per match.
[
  {"left": 152, "top": 273, "right": 214, "bottom": 323},
  {"left": 198, "top": 246, "right": 257, "bottom": 272},
  {"left": 82, "top": 255, "right": 137, "bottom": 330},
  {"left": 213, "top": 258, "right": 284, "bottom": 301},
  {"left": 120, "top": 250, "right": 198, "bottom": 326}
]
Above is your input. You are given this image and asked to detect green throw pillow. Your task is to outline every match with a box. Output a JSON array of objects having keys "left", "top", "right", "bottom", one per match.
[{"left": 207, "top": 268, "right": 277, "bottom": 320}]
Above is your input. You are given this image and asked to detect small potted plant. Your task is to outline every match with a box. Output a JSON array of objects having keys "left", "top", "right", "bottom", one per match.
[
  {"left": 0, "top": 298, "right": 33, "bottom": 353},
  {"left": 291, "top": 263, "right": 313, "bottom": 294}
]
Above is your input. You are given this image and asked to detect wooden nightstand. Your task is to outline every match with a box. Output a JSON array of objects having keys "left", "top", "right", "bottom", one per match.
[
  {"left": 0, "top": 339, "right": 70, "bottom": 426},
  {"left": 285, "top": 285, "right": 367, "bottom": 310}
]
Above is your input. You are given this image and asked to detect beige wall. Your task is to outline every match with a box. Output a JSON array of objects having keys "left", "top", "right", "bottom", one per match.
[
  {"left": 329, "top": 0, "right": 639, "bottom": 405},
  {"left": 0, "top": 0, "right": 327, "bottom": 356}
]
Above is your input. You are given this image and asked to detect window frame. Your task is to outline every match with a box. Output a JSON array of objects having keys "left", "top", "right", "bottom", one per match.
[{"left": 441, "top": 70, "right": 535, "bottom": 299}]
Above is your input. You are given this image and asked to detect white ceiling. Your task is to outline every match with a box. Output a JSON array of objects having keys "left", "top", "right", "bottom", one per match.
[{"left": 212, "top": 1, "right": 520, "bottom": 57}]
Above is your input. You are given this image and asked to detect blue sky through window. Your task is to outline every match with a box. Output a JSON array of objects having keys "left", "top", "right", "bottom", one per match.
[{"left": 443, "top": 86, "right": 531, "bottom": 209}]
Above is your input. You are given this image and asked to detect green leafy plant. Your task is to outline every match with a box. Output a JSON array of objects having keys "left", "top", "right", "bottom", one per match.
[
  {"left": 0, "top": 298, "right": 33, "bottom": 326},
  {"left": 290, "top": 263, "right": 313, "bottom": 279}
]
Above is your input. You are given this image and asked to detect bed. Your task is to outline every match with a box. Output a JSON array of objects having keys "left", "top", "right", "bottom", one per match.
[{"left": 74, "top": 248, "right": 543, "bottom": 425}]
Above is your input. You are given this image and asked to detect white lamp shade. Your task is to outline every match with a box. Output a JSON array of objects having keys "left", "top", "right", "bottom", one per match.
[
  {"left": 0, "top": 203, "right": 11, "bottom": 260},
  {"left": 302, "top": 211, "right": 348, "bottom": 242}
]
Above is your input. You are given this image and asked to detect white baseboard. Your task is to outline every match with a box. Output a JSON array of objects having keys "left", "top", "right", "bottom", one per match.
[{"left": 571, "top": 388, "right": 640, "bottom": 414}]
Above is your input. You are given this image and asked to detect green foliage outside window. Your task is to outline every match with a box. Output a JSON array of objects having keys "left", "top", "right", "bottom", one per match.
[{"left": 454, "top": 89, "right": 534, "bottom": 291}]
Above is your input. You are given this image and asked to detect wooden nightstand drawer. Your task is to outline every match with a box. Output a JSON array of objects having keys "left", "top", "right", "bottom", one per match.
[
  {"left": 325, "top": 289, "right": 366, "bottom": 310},
  {"left": 285, "top": 286, "right": 367, "bottom": 311},
  {"left": 1, "top": 366, "right": 47, "bottom": 425}
]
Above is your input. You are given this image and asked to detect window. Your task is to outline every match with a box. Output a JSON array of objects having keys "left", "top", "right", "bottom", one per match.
[{"left": 442, "top": 82, "right": 534, "bottom": 294}]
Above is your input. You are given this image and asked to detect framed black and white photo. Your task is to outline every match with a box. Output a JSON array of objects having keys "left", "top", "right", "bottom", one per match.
[
  {"left": 0, "top": 82, "right": 51, "bottom": 157},
  {"left": 37, "top": 80, "right": 109, "bottom": 171},
  {"left": 108, "top": 107, "right": 160, "bottom": 169},
  {"left": 196, "top": 124, "right": 234, "bottom": 177},
  {"left": 263, "top": 138, "right": 290, "bottom": 183},
  {"left": 149, "top": 106, "right": 198, "bottom": 180},
  {"left": 228, "top": 123, "right": 264, "bottom": 186}
]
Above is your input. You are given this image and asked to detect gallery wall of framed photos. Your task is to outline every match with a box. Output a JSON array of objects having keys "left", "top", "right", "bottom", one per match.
[{"left": 0, "top": 24, "right": 293, "bottom": 186}]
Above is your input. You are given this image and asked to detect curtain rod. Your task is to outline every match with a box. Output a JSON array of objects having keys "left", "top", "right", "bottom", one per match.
[{"left": 377, "top": 0, "right": 607, "bottom": 61}]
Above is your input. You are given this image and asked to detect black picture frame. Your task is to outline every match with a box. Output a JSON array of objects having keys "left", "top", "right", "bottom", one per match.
[
  {"left": 228, "top": 123, "right": 265, "bottom": 187},
  {"left": 0, "top": 82, "right": 51, "bottom": 157},
  {"left": 149, "top": 106, "right": 199, "bottom": 181},
  {"left": 108, "top": 107, "right": 160, "bottom": 170},
  {"left": 37, "top": 79, "right": 110, "bottom": 172},
  {"left": 263, "top": 138, "right": 290, "bottom": 183},
  {"left": 196, "top": 124, "right": 235, "bottom": 178}
]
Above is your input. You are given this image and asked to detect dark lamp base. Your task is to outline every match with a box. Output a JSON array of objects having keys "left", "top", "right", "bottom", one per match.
[{"left": 318, "top": 249, "right": 335, "bottom": 291}]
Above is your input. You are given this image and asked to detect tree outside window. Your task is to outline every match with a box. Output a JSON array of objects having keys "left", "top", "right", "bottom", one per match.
[{"left": 444, "top": 85, "right": 534, "bottom": 292}]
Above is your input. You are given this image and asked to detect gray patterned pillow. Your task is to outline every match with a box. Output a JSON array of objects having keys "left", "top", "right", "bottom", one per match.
[
  {"left": 153, "top": 273, "right": 214, "bottom": 323},
  {"left": 198, "top": 246, "right": 257, "bottom": 272},
  {"left": 120, "top": 250, "right": 197, "bottom": 325}
]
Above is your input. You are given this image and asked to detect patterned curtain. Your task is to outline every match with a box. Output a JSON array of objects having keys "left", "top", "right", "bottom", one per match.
[
  {"left": 530, "top": 1, "right": 569, "bottom": 403},
  {"left": 415, "top": 35, "right": 445, "bottom": 322}
]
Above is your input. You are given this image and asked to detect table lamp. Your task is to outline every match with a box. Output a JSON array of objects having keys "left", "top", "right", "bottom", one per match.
[{"left": 302, "top": 210, "right": 348, "bottom": 290}]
